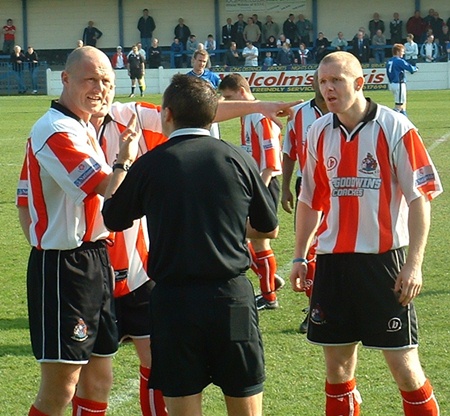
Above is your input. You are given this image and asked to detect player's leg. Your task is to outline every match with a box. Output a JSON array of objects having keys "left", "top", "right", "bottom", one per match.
[
  {"left": 323, "top": 345, "right": 362, "bottom": 416},
  {"left": 30, "top": 362, "right": 82, "bottom": 415},
  {"left": 72, "top": 356, "right": 112, "bottom": 414},
  {"left": 133, "top": 337, "right": 168, "bottom": 416},
  {"left": 251, "top": 237, "right": 279, "bottom": 309},
  {"left": 383, "top": 348, "right": 439, "bottom": 415},
  {"left": 163, "top": 393, "right": 202, "bottom": 416},
  {"left": 130, "top": 76, "right": 137, "bottom": 97},
  {"left": 224, "top": 392, "right": 263, "bottom": 416}
]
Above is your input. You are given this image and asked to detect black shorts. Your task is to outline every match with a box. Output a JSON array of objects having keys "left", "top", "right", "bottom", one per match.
[
  {"left": 149, "top": 274, "right": 265, "bottom": 397},
  {"left": 268, "top": 176, "right": 280, "bottom": 210},
  {"left": 115, "top": 280, "right": 154, "bottom": 342},
  {"left": 130, "top": 68, "right": 143, "bottom": 80},
  {"left": 27, "top": 241, "right": 118, "bottom": 363},
  {"left": 307, "top": 248, "right": 418, "bottom": 349}
]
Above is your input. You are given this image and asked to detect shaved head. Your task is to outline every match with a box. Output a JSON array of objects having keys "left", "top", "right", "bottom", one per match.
[
  {"left": 319, "top": 51, "right": 363, "bottom": 79},
  {"left": 65, "top": 46, "right": 113, "bottom": 75}
]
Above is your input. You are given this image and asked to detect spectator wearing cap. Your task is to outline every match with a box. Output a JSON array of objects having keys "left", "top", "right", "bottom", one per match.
[{"left": 111, "top": 46, "right": 127, "bottom": 69}]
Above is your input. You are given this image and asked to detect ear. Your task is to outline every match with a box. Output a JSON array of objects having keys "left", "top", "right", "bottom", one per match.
[
  {"left": 355, "top": 76, "right": 364, "bottom": 91},
  {"left": 162, "top": 106, "right": 173, "bottom": 124},
  {"left": 61, "top": 70, "right": 69, "bottom": 86}
]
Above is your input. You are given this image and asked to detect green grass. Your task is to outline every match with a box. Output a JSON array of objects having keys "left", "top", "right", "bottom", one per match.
[{"left": 1, "top": 90, "right": 449, "bottom": 415}]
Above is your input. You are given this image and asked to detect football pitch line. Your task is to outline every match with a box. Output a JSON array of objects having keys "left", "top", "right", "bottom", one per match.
[{"left": 427, "top": 131, "right": 450, "bottom": 153}]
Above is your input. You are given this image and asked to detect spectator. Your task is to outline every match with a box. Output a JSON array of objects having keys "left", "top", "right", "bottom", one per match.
[
  {"left": 372, "top": 29, "right": 387, "bottom": 63},
  {"left": 404, "top": 33, "right": 419, "bottom": 65},
  {"left": 283, "top": 14, "right": 298, "bottom": 46},
  {"left": 431, "top": 11, "right": 444, "bottom": 44},
  {"left": 290, "top": 50, "right": 441, "bottom": 416},
  {"left": 252, "top": 14, "right": 263, "bottom": 32},
  {"left": 170, "top": 37, "right": 184, "bottom": 68},
  {"left": 147, "top": 38, "right": 162, "bottom": 68},
  {"left": 186, "top": 34, "right": 199, "bottom": 63},
  {"left": 406, "top": 11, "right": 426, "bottom": 42},
  {"left": 82, "top": 20, "right": 103, "bottom": 47},
  {"left": 423, "top": 8, "right": 435, "bottom": 30},
  {"left": 204, "top": 34, "right": 217, "bottom": 65},
  {"left": 330, "top": 31, "right": 348, "bottom": 51},
  {"left": 102, "top": 72, "right": 278, "bottom": 416},
  {"left": 352, "top": 30, "right": 370, "bottom": 63},
  {"left": 276, "top": 41, "right": 294, "bottom": 65},
  {"left": 127, "top": 44, "right": 146, "bottom": 97},
  {"left": 313, "top": 31, "right": 329, "bottom": 63},
  {"left": 222, "top": 18, "right": 234, "bottom": 48},
  {"left": 136, "top": 42, "right": 146, "bottom": 61},
  {"left": 137, "top": 8, "right": 156, "bottom": 56},
  {"left": 174, "top": 18, "right": 191, "bottom": 50},
  {"left": 242, "top": 40, "right": 259, "bottom": 66},
  {"left": 263, "top": 51, "right": 274, "bottom": 67},
  {"left": 111, "top": 45, "right": 127, "bottom": 69},
  {"left": 386, "top": 43, "right": 418, "bottom": 115},
  {"left": 262, "top": 15, "right": 280, "bottom": 43},
  {"left": 390, "top": 12, "right": 403, "bottom": 44},
  {"left": 76, "top": 39, "right": 83, "bottom": 48},
  {"left": 224, "top": 41, "right": 241, "bottom": 66},
  {"left": 244, "top": 17, "right": 262, "bottom": 48},
  {"left": 296, "top": 14, "right": 313, "bottom": 46},
  {"left": 420, "top": 34, "right": 439, "bottom": 62},
  {"left": 233, "top": 13, "right": 247, "bottom": 49},
  {"left": 2, "top": 18, "right": 16, "bottom": 55},
  {"left": 297, "top": 42, "right": 312, "bottom": 64},
  {"left": 353, "top": 26, "right": 370, "bottom": 41},
  {"left": 265, "top": 35, "right": 277, "bottom": 49},
  {"left": 276, "top": 33, "right": 291, "bottom": 48},
  {"left": 10, "top": 44, "right": 26, "bottom": 94},
  {"left": 25, "top": 46, "right": 39, "bottom": 94},
  {"left": 369, "top": 12, "right": 385, "bottom": 39},
  {"left": 441, "top": 25, "right": 450, "bottom": 61}
]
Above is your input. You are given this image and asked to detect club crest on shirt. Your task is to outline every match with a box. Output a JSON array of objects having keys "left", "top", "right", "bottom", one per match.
[
  {"left": 359, "top": 153, "right": 379, "bottom": 175},
  {"left": 359, "top": 153, "right": 379, "bottom": 174},
  {"left": 71, "top": 318, "right": 88, "bottom": 342}
]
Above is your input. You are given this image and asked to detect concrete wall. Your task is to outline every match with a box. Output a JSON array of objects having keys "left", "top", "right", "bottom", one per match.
[{"left": 46, "top": 62, "right": 450, "bottom": 96}]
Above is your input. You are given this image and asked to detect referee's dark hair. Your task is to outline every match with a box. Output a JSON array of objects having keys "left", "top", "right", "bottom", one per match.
[{"left": 163, "top": 74, "right": 218, "bottom": 129}]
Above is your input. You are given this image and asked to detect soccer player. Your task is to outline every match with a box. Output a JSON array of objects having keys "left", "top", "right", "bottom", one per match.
[
  {"left": 219, "top": 73, "right": 284, "bottom": 310},
  {"left": 102, "top": 74, "right": 279, "bottom": 416},
  {"left": 290, "top": 51, "right": 441, "bottom": 415},
  {"left": 386, "top": 43, "right": 418, "bottom": 116},
  {"left": 16, "top": 46, "right": 136, "bottom": 416},
  {"left": 281, "top": 70, "right": 328, "bottom": 332}
]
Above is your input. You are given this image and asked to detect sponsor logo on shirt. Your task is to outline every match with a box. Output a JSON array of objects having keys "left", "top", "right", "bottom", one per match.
[
  {"left": 331, "top": 176, "right": 382, "bottom": 197},
  {"left": 414, "top": 165, "right": 435, "bottom": 187},
  {"left": 263, "top": 142, "right": 274, "bottom": 150},
  {"left": 71, "top": 158, "right": 101, "bottom": 188}
]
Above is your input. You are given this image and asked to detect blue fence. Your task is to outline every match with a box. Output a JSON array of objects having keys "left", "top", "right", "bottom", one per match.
[{"left": 0, "top": 60, "right": 48, "bottom": 95}]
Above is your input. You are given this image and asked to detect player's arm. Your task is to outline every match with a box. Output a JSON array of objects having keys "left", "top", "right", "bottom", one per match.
[
  {"left": 18, "top": 205, "right": 31, "bottom": 244},
  {"left": 290, "top": 201, "right": 321, "bottom": 292},
  {"left": 214, "top": 99, "right": 302, "bottom": 128},
  {"left": 281, "top": 153, "right": 296, "bottom": 213},
  {"left": 260, "top": 167, "right": 274, "bottom": 187},
  {"left": 395, "top": 195, "right": 430, "bottom": 306}
]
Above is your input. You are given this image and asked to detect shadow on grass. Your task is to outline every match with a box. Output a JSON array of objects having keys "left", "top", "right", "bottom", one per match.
[
  {"left": 0, "top": 317, "right": 29, "bottom": 331},
  {"left": 0, "top": 343, "right": 32, "bottom": 357}
]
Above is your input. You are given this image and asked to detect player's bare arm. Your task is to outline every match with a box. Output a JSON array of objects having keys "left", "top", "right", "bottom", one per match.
[
  {"left": 281, "top": 154, "right": 296, "bottom": 213},
  {"left": 395, "top": 195, "right": 431, "bottom": 306},
  {"left": 18, "top": 205, "right": 31, "bottom": 244},
  {"left": 246, "top": 222, "right": 279, "bottom": 240},
  {"left": 290, "top": 202, "right": 321, "bottom": 292},
  {"left": 214, "top": 99, "right": 302, "bottom": 128}
]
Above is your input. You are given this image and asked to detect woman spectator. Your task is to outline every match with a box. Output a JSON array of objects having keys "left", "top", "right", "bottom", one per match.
[{"left": 404, "top": 33, "right": 418, "bottom": 65}]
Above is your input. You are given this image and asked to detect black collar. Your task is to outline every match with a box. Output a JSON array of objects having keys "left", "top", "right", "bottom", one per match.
[{"left": 51, "top": 100, "right": 84, "bottom": 125}]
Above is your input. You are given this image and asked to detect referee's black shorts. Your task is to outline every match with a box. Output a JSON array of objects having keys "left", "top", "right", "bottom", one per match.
[
  {"left": 27, "top": 241, "right": 118, "bottom": 363},
  {"left": 149, "top": 274, "right": 265, "bottom": 398}
]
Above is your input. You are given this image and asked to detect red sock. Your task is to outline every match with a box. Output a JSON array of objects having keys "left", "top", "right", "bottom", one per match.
[
  {"left": 401, "top": 379, "right": 439, "bottom": 415},
  {"left": 325, "top": 379, "right": 362, "bottom": 416},
  {"left": 72, "top": 396, "right": 107, "bottom": 415},
  {"left": 140, "top": 366, "right": 168, "bottom": 416},
  {"left": 247, "top": 241, "right": 260, "bottom": 276},
  {"left": 28, "top": 405, "right": 48, "bottom": 416},
  {"left": 253, "top": 249, "right": 277, "bottom": 302}
]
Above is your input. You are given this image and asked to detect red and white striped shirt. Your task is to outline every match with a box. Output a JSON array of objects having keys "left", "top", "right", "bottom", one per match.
[
  {"left": 100, "top": 101, "right": 166, "bottom": 297},
  {"left": 17, "top": 103, "right": 111, "bottom": 250},
  {"left": 240, "top": 113, "right": 282, "bottom": 175},
  {"left": 300, "top": 100, "right": 442, "bottom": 254},
  {"left": 283, "top": 99, "right": 324, "bottom": 177}
]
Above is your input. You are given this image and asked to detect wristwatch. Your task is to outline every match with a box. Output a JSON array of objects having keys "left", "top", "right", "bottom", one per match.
[{"left": 112, "top": 163, "right": 131, "bottom": 172}]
